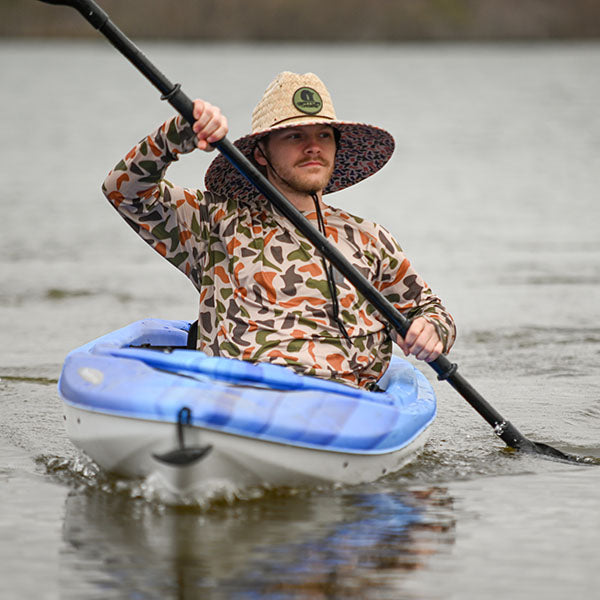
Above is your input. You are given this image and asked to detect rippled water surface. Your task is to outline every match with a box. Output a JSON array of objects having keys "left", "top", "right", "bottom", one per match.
[{"left": 1, "top": 39, "right": 600, "bottom": 599}]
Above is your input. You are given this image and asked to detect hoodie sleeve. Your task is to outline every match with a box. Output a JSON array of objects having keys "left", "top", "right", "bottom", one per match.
[
  {"left": 374, "top": 224, "right": 456, "bottom": 353},
  {"left": 101, "top": 115, "right": 213, "bottom": 287}
]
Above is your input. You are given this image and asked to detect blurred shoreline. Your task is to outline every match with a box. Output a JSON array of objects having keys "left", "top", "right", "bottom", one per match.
[{"left": 6, "top": 0, "right": 600, "bottom": 41}]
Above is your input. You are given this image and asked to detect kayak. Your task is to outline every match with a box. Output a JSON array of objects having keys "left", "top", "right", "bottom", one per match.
[{"left": 58, "top": 319, "right": 436, "bottom": 496}]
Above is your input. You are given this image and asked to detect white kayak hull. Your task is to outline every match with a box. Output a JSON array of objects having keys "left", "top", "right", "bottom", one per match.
[{"left": 64, "top": 403, "right": 430, "bottom": 495}]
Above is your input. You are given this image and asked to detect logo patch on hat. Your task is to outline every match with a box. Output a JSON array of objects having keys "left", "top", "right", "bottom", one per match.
[{"left": 293, "top": 87, "right": 323, "bottom": 115}]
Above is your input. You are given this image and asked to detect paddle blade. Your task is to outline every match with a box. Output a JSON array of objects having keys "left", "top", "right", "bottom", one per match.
[
  {"left": 527, "top": 441, "right": 600, "bottom": 465},
  {"left": 37, "top": 0, "right": 109, "bottom": 29},
  {"left": 38, "top": 0, "right": 84, "bottom": 6}
]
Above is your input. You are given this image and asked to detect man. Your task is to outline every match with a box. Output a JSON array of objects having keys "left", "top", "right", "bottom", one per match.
[{"left": 103, "top": 71, "right": 455, "bottom": 390}]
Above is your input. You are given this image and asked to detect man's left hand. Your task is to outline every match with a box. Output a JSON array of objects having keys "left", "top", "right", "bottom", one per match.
[{"left": 396, "top": 317, "right": 443, "bottom": 362}]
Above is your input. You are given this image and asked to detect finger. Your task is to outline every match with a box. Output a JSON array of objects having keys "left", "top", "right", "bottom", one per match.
[
  {"left": 206, "top": 118, "right": 228, "bottom": 143},
  {"left": 200, "top": 117, "right": 227, "bottom": 143},
  {"left": 416, "top": 340, "right": 443, "bottom": 362},
  {"left": 192, "top": 99, "right": 207, "bottom": 121},
  {"left": 395, "top": 332, "right": 411, "bottom": 356},
  {"left": 405, "top": 320, "right": 432, "bottom": 354},
  {"left": 193, "top": 113, "right": 216, "bottom": 136},
  {"left": 396, "top": 322, "right": 422, "bottom": 356},
  {"left": 409, "top": 330, "right": 435, "bottom": 358},
  {"left": 197, "top": 128, "right": 227, "bottom": 152},
  {"left": 196, "top": 138, "right": 211, "bottom": 151},
  {"left": 193, "top": 102, "right": 219, "bottom": 133},
  {"left": 403, "top": 319, "right": 426, "bottom": 349},
  {"left": 192, "top": 100, "right": 219, "bottom": 129},
  {"left": 192, "top": 99, "right": 221, "bottom": 122},
  {"left": 195, "top": 120, "right": 227, "bottom": 153}
]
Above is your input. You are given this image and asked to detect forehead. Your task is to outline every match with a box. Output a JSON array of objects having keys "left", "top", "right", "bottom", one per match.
[{"left": 269, "top": 123, "right": 335, "bottom": 138}]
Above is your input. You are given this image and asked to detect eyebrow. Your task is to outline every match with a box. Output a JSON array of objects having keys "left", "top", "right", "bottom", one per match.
[{"left": 278, "top": 124, "right": 334, "bottom": 135}]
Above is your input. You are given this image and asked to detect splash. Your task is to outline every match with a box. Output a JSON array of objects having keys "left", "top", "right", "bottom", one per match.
[{"left": 37, "top": 453, "right": 303, "bottom": 510}]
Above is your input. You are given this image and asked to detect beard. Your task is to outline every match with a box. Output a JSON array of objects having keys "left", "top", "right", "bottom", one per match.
[{"left": 267, "top": 156, "right": 335, "bottom": 195}]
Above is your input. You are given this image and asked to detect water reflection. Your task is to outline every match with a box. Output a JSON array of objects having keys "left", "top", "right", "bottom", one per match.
[{"left": 61, "top": 486, "right": 455, "bottom": 599}]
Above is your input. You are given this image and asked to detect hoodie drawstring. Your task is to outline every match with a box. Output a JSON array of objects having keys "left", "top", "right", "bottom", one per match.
[{"left": 311, "top": 193, "right": 352, "bottom": 343}]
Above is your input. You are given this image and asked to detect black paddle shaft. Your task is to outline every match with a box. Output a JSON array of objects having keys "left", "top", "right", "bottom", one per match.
[{"left": 39, "top": 0, "right": 590, "bottom": 462}]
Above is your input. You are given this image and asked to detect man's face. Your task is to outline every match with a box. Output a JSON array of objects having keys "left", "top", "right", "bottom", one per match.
[{"left": 255, "top": 124, "right": 337, "bottom": 195}]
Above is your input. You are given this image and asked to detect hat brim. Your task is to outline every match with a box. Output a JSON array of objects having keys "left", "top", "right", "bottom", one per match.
[{"left": 204, "top": 119, "right": 395, "bottom": 203}]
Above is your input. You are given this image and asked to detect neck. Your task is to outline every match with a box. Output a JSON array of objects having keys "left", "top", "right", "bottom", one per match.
[{"left": 267, "top": 177, "right": 326, "bottom": 213}]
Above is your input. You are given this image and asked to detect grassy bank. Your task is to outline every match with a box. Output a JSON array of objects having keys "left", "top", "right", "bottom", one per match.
[{"left": 4, "top": 0, "right": 600, "bottom": 40}]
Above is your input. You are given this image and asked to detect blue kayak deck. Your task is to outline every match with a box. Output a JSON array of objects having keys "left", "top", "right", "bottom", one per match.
[{"left": 59, "top": 319, "right": 437, "bottom": 455}]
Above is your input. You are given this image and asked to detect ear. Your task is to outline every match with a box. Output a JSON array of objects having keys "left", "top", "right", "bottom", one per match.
[{"left": 253, "top": 144, "right": 268, "bottom": 167}]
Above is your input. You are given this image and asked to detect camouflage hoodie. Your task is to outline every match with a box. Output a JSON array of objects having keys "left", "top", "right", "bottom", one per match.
[{"left": 102, "top": 116, "right": 456, "bottom": 389}]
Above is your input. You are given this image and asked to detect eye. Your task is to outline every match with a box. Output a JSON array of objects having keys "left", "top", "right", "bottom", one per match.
[{"left": 318, "top": 129, "right": 336, "bottom": 142}]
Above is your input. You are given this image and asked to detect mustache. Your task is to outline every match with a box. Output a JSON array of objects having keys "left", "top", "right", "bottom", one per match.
[{"left": 296, "top": 158, "right": 328, "bottom": 167}]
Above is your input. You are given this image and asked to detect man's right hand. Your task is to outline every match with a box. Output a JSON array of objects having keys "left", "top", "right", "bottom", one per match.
[{"left": 192, "top": 99, "right": 228, "bottom": 152}]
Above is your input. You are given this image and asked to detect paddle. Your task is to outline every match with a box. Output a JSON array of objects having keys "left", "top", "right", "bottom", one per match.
[{"left": 38, "top": 0, "right": 594, "bottom": 465}]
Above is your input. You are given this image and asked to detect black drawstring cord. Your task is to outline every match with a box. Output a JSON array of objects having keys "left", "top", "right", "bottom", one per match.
[
  {"left": 311, "top": 194, "right": 352, "bottom": 343},
  {"left": 254, "top": 143, "right": 352, "bottom": 344}
]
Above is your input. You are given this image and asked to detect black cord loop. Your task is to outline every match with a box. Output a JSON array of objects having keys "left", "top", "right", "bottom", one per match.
[{"left": 161, "top": 82, "right": 181, "bottom": 102}]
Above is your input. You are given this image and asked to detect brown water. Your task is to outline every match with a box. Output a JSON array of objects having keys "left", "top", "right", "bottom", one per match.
[{"left": 1, "top": 40, "right": 600, "bottom": 599}]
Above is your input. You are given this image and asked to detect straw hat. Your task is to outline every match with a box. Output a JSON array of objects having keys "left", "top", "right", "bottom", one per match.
[{"left": 204, "top": 72, "right": 395, "bottom": 201}]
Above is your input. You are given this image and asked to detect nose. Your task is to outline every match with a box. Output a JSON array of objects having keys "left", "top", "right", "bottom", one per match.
[{"left": 304, "top": 132, "right": 323, "bottom": 154}]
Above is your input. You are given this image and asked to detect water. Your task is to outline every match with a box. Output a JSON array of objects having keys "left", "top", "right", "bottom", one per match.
[{"left": 1, "top": 39, "right": 600, "bottom": 598}]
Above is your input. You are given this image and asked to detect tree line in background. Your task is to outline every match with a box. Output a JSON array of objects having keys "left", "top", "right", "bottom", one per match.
[{"left": 4, "top": 0, "right": 600, "bottom": 40}]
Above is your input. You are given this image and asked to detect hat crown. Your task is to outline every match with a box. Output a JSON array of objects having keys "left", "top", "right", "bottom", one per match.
[{"left": 251, "top": 71, "right": 337, "bottom": 133}]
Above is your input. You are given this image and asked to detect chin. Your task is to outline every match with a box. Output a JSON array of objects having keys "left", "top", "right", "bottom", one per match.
[{"left": 302, "top": 176, "right": 332, "bottom": 194}]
